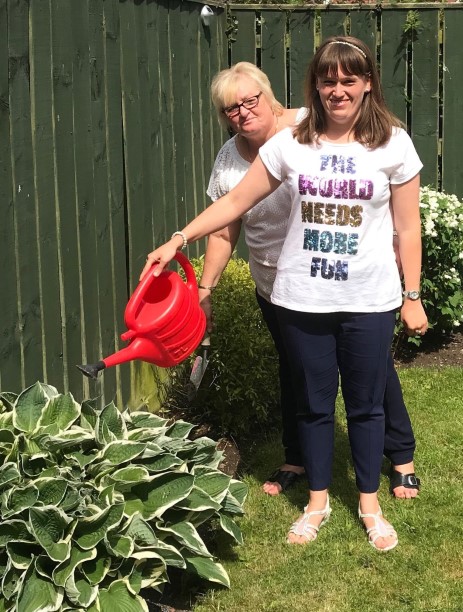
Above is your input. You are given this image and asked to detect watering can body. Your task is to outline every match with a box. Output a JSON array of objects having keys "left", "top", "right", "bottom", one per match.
[{"left": 77, "top": 252, "right": 206, "bottom": 379}]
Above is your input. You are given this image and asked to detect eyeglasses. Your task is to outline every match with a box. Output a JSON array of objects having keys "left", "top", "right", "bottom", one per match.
[{"left": 222, "top": 92, "right": 263, "bottom": 118}]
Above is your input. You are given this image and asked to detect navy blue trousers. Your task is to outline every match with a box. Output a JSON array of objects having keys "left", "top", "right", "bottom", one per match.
[
  {"left": 270, "top": 305, "right": 398, "bottom": 492},
  {"left": 256, "top": 293, "right": 415, "bottom": 471}
]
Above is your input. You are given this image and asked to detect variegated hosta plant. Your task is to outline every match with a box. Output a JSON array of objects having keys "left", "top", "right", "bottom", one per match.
[{"left": 0, "top": 382, "right": 247, "bottom": 612}]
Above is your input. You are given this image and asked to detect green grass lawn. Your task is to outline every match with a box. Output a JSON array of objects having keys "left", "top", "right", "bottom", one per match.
[{"left": 194, "top": 367, "right": 463, "bottom": 612}]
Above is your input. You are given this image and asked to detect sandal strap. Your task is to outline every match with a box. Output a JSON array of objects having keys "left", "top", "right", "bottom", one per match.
[
  {"left": 288, "top": 499, "right": 331, "bottom": 541},
  {"left": 390, "top": 469, "right": 421, "bottom": 492},
  {"left": 359, "top": 508, "right": 397, "bottom": 543}
]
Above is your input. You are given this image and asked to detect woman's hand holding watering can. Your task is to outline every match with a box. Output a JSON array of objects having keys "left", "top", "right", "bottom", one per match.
[{"left": 140, "top": 233, "right": 186, "bottom": 280}]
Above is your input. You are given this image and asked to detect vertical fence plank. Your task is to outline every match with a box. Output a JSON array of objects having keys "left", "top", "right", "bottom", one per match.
[
  {"left": 410, "top": 9, "right": 440, "bottom": 189},
  {"left": 320, "top": 8, "right": 349, "bottom": 40},
  {"left": 261, "top": 11, "right": 286, "bottom": 106},
  {"left": 349, "top": 8, "right": 377, "bottom": 55},
  {"left": 288, "top": 10, "right": 315, "bottom": 108},
  {"left": 442, "top": 7, "right": 463, "bottom": 197},
  {"left": 29, "top": 0, "right": 64, "bottom": 391},
  {"left": 229, "top": 9, "right": 256, "bottom": 65},
  {"left": 8, "top": 0, "right": 44, "bottom": 388},
  {"left": 380, "top": 9, "right": 408, "bottom": 125},
  {"left": 0, "top": 0, "right": 22, "bottom": 391}
]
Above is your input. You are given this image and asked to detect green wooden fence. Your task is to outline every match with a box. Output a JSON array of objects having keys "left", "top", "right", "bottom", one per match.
[{"left": 1, "top": 0, "right": 462, "bottom": 407}]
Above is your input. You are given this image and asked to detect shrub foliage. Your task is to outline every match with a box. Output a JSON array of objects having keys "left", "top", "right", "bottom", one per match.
[{"left": 0, "top": 382, "right": 247, "bottom": 611}]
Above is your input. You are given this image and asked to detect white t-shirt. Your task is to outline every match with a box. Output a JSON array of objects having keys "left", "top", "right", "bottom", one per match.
[
  {"left": 259, "top": 127, "right": 422, "bottom": 313},
  {"left": 207, "top": 108, "right": 307, "bottom": 302}
]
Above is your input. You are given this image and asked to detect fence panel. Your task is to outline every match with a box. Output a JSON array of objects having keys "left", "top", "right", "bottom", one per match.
[
  {"left": 288, "top": 11, "right": 315, "bottom": 108},
  {"left": 261, "top": 11, "right": 287, "bottom": 106},
  {"left": 442, "top": 7, "right": 463, "bottom": 197},
  {"left": 229, "top": 9, "right": 256, "bottom": 65},
  {"left": 380, "top": 9, "right": 409, "bottom": 125}
]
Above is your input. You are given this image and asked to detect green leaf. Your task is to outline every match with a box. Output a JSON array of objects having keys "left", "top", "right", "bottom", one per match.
[
  {"left": 74, "top": 504, "right": 124, "bottom": 550},
  {"left": 102, "top": 465, "right": 151, "bottom": 491},
  {"left": 105, "top": 533, "right": 134, "bottom": 558},
  {"left": 29, "top": 506, "right": 73, "bottom": 562},
  {"left": 53, "top": 546, "right": 97, "bottom": 587},
  {"left": 2, "top": 562, "right": 25, "bottom": 600},
  {"left": 164, "top": 420, "right": 196, "bottom": 439},
  {"left": 150, "top": 540, "right": 186, "bottom": 568},
  {"left": 38, "top": 392, "right": 81, "bottom": 432},
  {"left": 96, "top": 402, "right": 127, "bottom": 443},
  {"left": 228, "top": 480, "right": 248, "bottom": 506},
  {"left": 176, "top": 486, "right": 221, "bottom": 512},
  {"left": 184, "top": 553, "right": 230, "bottom": 588},
  {"left": 64, "top": 573, "right": 98, "bottom": 608},
  {"left": 7, "top": 542, "right": 42, "bottom": 569},
  {"left": 96, "top": 579, "right": 149, "bottom": 612},
  {"left": 97, "top": 441, "right": 146, "bottom": 465},
  {"left": 36, "top": 478, "right": 68, "bottom": 506},
  {"left": 129, "top": 553, "right": 167, "bottom": 591},
  {"left": 13, "top": 382, "right": 55, "bottom": 433},
  {"left": 220, "top": 491, "right": 245, "bottom": 516},
  {"left": 219, "top": 513, "right": 243, "bottom": 545},
  {"left": 129, "top": 412, "right": 168, "bottom": 429},
  {"left": 81, "top": 549, "right": 111, "bottom": 586},
  {"left": 123, "top": 513, "right": 157, "bottom": 546},
  {"left": 0, "top": 462, "right": 21, "bottom": 491},
  {"left": 41, "top": 428, "right": 95, "bottom": 452},
  {"left": 157, "top": 521, "right": 211, "bottom": 557},
  {"left": 3, "top": 483, "right": 39, "bottom": 518},
  {"left": 0, "top": 519, "right": 33, "bottom": 546},
  {"left": 124, "top": 473, "right": 194, "bottom": 520},
  {"left": 16, "top": 562, "right": 64, "bottom": 612},
  {"left": 140, "top": 453, "right": 183, "bottom": 473},
  {"left": 194, "top": 469, "right": 231, "bottom": 502}
]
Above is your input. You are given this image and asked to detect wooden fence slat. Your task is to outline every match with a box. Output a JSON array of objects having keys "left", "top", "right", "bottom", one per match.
[
  {"left": 229, "top": 9, "right": 256, "bottom": 65},
  {"left": 288, "top": 11, "right": 315, "bottom": 109},
  {"left": 29, "top": 0, "right": 64, "bottom": 391},
  {"left": 320, "top": 8, "right": 349, "bottom": 40},
  {"left": 9, "top": 0, "right": 44, "bottom": 388},
  {"left": 442, "top": 8, "right": 463, "bottom": 197},
  {"left": 261, "top": 11, "right": 287, "bottom": 106},
  {"left": 51, "top": 0, "right": 87, "bottom": 397},
  {"left": 411, "top": 9, "right": 440, "bottom": 189},
  {"left": 0, "top": 0, "right": 22, "bottom": 391},
  {"left": 380, "top": 10, "right": 409, "bottom": 126},
  {"left": 349, "top": 8, "right": 377, "bottom": 55}
]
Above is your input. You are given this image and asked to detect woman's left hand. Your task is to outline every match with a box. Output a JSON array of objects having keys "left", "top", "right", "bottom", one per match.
[{"left": 400, "top": 299, "right": 428, "bottom": 337}]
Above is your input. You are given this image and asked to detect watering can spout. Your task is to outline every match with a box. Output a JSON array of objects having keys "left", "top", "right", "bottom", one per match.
[{"left": 76, "top": 361, "right": 106, "bottom": 380}]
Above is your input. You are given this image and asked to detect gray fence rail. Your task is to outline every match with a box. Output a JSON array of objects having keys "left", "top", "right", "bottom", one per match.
[{"left": 1, "top": 0, "right": 461, "bottom": 405}]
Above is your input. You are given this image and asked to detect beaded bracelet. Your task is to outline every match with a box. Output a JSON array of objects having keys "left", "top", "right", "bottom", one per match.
[{"left": 171, "top": 230, "right": 188, "bottom": 250}]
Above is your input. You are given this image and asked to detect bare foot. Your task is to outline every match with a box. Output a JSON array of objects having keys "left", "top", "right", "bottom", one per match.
[
  {"left": 287, "top": 492, "right": 330, "bottom": 545},
  {"left": 391, "top": 462, "right": 419, "bottom": 499},
  {"left": 359, "top": 494, "right": 398, "bottom": 551},
  {"left": 262, "top": 464, "right": 305, "bottom": 496}
]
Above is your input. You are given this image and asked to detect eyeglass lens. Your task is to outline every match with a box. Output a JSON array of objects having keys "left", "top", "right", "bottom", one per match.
[{"left": 224, "top": 92, "right": 262, "bottom": 117}]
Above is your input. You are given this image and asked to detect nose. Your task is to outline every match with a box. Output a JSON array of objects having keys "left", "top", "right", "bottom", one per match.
[
  {"left": 333, "top": 82, "right": 344, "bottom": 97},
  {"left": 238, "top": 104, "right": 250, "bottom": 117}
]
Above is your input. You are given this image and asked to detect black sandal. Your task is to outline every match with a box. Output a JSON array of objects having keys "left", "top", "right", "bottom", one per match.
[
  {"left": 266, "top": 469, "right": 304, "bottom": 492},
  {"left": 389, "top": 468, "right": 421, "bottom": 496}
]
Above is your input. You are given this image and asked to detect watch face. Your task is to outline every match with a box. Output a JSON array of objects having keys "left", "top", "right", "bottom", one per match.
[{"left": 405, "top": 290, "right": 420, "bottom": 300}]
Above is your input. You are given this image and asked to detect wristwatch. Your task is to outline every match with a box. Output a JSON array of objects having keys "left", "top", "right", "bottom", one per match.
[{"left": 402, "top": 290, "right": 421, "bottom": 301}]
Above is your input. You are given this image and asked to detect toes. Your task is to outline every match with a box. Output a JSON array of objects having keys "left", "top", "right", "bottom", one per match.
[{"left": 262, "top": 482, "right": 282, "bottom": 496}]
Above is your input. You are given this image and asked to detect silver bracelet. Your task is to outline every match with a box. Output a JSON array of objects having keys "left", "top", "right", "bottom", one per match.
[
  {"left": 198, "top": 284, "right": 216, "bottom": 291},
  {"left": 171, "top": 231, "right": 188, "bottom": 250},
  {"left": 392, "top": 230, "right": 398, "bottom": 237}
]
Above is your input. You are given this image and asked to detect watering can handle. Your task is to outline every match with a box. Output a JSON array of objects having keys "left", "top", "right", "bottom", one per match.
[{"left": 174, "top": 251, "right": 199, "bottom": 298}]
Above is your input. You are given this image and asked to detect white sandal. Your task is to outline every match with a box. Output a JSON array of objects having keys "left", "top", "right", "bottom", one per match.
[
  {"left": 358, "top": 506, "right": 398, "bottom": 552},
  {"left": 287, "top": 496, "right": 331, "bottom": 544}
]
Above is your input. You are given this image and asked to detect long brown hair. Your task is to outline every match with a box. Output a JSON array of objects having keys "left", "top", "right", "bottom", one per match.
[{"left": 294, "top": 36, "right": 402, "bottom": 149}]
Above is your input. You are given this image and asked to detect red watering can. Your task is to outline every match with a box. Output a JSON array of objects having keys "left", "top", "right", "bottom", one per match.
[{"left": 77, "top": 252, "right": 206, "bottom": 379}]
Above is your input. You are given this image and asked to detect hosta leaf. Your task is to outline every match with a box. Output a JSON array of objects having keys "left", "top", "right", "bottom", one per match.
[
  {"left": 96, "top": 402, "right": 127, "bottom": 443},
  {"left": 228, "top": 480, "right": 248, "bottom": 506},
  {"left": 81, "top": 549, "right": 111, "bottom": 585},
  {"left": 140, "top": 453, "right": 183, "bottom": 473},
  {"left": 189, "top": 437, "right": 222, "bottom": 465},
  {"left": 35, "top": 554, "right": 56, "bottom": 579},
  {"left": 157, "top": 521, "right": 211, "bottom": 557},
  {"left": 2, "top": 562, "right": 25, "bottom": 600},
  {"left": 105, "top": 533, "right": 134, "bottom": 558},
  {"left": 129, "top": 412, "right": 168, "bottom": 429},
  {"left": 3, "top": 483, "right": 39, "bottom": 518},
  {"left": 7, "top": 542, "right": 42, "bottom": 569},
  {"left": 74, "top": 504, "right": 124, "bottom": 550},
  {"left": 63, "top": 450, "right": 98, "bottom": 469},
  {"left": 194, "top": 470, "right": 231, "bottom": 503},
  {"left": 13, "top": 382, "right": 57, "bottom": 433},
  {"left": 41, "top": 428, "right": 94, "bottom": 452},
  {"left": 97, "top": 441, "right": 146, "bottom": 465},
  {"left": 129, "top": 553, "right": 167, "bottom": 591},
  {"left": 0, "top": 392, "right": 17, "bottom": 411},
  {"left": 220, "top": 491, "right": 245, "bottom": 516},
  {"left": 16, "top": 562, "right": 64, "bottom": 612},
  {"left": 183, "top": 553, "right": 230, "bottom": 588},
  {"left": 127, "top": 428, "right": 164, "bottom": 442},
  {"left": 0, "top": 519, "right": 33, "bottom": 546},
  {"left": 0, "top": 411, "right": 14, "bottom": 431},
  {"left": 98, "top": 484, "right": 124, "bottom": 507},
  {"left": 64, "top": 573, "right": 98, "bottom": 608},
  {"left": 20, "top": 454, "right": 48, "bottom": 478},
  {"left": 29, "top": 506, "right": 73, "bottom": 562},
  {"left": 176, "top": 486, "right": 221, "bottom": 512},
  {"left": 102, "top": 465, "right": 150, "bottom": 490},
  {"left": 164, "top": 420, "right": 195, "bottom": 439},
  {"left": 80, "top": 399, "right": 100, "bottom": 432},
  {"left": 96, "top": 579, "right": 149, "bottom": 612},
  {"left": 0, "top": 429, "right": 15, "bottom": 443},
  {"left": 36, "top": 478, "right": 68, "bottom": 506},
  {"left": 59, "top": 488, "right": 81, "bottom": 513},
  {"left": 38, "top": 393, "right": 80, "bottom": 432},
  {"left": 124, "top": 473, "right": 194, "bottom": 520},
  {"left": 161, "top": 508, "right": 216, "bottom": 529},
  {"left": 0, "top": 462, "right": 21, "bottom": 490},
  {"left": 150, "top": 540, "right": 186, "bottom": 569},
  {"left": 123, "top": 513, "right": 157, "bottom": 546},
  {"left": 53, "top": 545, "right": 97, "bottom": 587},
  {"left": 219, "top": 514, "right": 243, "bottom": 545}
]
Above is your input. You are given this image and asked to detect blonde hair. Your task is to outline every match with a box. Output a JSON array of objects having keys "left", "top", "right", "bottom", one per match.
[
  {"left": 211, "top": 62, "right": 284, "bottom": 130},
  {"left": 294, "top": 36, "right": 402, "bottom": 149}
]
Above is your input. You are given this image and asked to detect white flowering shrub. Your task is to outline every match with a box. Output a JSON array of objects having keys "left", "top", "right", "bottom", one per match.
[{"left": 420, "top": 186, "right": 463, "bottom": 334}]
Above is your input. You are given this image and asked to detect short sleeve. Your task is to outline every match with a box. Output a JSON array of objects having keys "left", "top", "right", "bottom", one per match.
[
  {"left": 259, "top": 128, "right": 291, "bottom": 182},
  {"left": 389, "top": 129, "right": 423, "bottom": 185}
]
